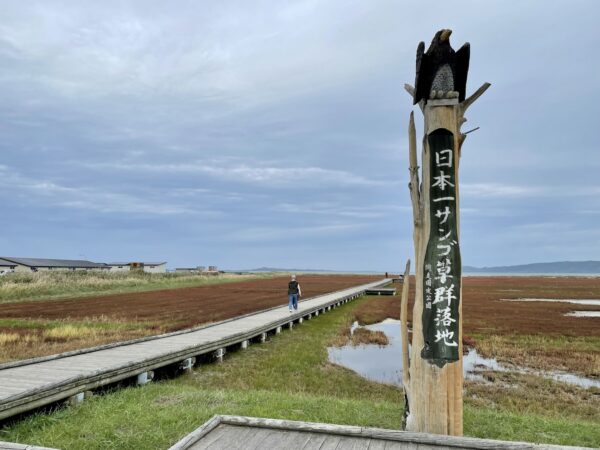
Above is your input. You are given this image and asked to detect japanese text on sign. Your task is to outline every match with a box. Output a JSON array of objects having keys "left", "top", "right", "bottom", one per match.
[{"left": 422, "top": 128, "right": 461, "bottom": 366}]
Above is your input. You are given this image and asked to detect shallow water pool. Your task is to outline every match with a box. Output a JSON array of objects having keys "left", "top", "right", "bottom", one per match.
[
  {"left": 328, "top": 319, "right": 600, "bottom": 389},
  {"left": 565, "top": 311, "right": 600, "bottom": 317},
  {"left": 327, "top": 318, "right": 403, "bottom": 386}
]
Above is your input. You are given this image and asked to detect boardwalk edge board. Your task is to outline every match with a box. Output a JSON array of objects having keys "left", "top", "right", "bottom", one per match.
[
  {"left": 168, "top": 415, "right": 596, "bottom": 450},
  {"left": 0, "top": 442, "right": 59, "bottom": 450},
  {"left": 0, "top": 280, "right": 388, "bottom": 421}
]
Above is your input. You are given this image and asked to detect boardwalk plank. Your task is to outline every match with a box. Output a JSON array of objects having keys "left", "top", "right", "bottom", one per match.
[
  {"left": 319, "top": 435, "right": 343, "bottom": 450},
  {"left": 301, "top": 432, "right": 328, "bottom": 449},
  {"left": 189, "top": 425, "right": 256, "bottom": 450},
  {"left": 234, "top": 426, "right": 274, "bottom": 449},
  {"left": 279, "top": 430, "right": 315, "bottom": 448},
  {"left": 187, "top": 424, "right": 231, "bottom": 450},
  {"left": 366, "top": 439, "right": 388, "bottom": 450},
  {"left": 334, "top": 436, "right": 371, "bottom": 449},
  {"left": 258, "top": 429, "right": 313, "bottom": 448}
]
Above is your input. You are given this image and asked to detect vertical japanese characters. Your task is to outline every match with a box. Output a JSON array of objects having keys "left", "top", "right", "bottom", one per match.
[{"left": 422, "top": 128, "right": 461, "bottom": 366}]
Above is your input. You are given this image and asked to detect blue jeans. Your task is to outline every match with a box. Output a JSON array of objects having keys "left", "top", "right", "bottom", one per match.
[{"left": 288, "top": 294, "right": 298, "bottom": 310}]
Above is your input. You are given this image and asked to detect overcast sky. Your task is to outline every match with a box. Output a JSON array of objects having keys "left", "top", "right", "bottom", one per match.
[{"left": 1, "top": 1, "right": 599, "bottom": 271}]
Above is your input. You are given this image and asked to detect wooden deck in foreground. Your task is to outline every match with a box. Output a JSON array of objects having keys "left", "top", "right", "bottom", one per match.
[
  {"left": 0, "top": 442, "right": 57, "bottom": 450},
  {"left": 0, "top": 279, "right": 388, "bottom": 422},
  {"left": 168, "top": 415, "right": 595, "bottom": 450}
]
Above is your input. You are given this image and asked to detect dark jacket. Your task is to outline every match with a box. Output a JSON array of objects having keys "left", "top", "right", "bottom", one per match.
[{"left": 288, "top": 280, "right": 299, "bottom": 295}]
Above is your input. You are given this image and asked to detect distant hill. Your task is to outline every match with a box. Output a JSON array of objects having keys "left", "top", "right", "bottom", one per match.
[
  {"left": 229, "top": 262, "right": 600, "bottom": 275},
  {"left": 464, "top": 261, "right": 600, "bottom": 274}
]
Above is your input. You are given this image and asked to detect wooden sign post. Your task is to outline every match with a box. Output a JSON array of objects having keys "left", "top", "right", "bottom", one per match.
[{"left": 400, "top": 29, "right": 490, "bottom": 436}]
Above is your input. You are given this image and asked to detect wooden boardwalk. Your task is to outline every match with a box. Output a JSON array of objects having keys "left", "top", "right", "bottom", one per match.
[
  {"left": 365, "top": 287, "right": 397, "bottom": 296},
  {"left": 169, "top": 415, "right": 594, "bottom": 450},
  {"left": 0, "top": 279, "right": 388, "bottom": 421},
  {"left": 0, "top": 442, "right": 57, "bottom": 450}
]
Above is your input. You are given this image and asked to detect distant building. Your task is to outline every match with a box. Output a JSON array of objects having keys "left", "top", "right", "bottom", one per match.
[
  {"left": 108, "top": 262, "right": 167, "bottom": 274},
  {"left": 202, "top": 265, "right": 219, "bottom": 276},
  {"left": 0, "top": 258, "right": 18, "bottom": 275},
  {"left": 0, "top": 257, "right": 109, "bottom": 273},
  {"left": 174, "top": 266, "right": 219, "bottom": 275},
  {"left": 174, "top": 267, "right": 198, "bottom": 274}
]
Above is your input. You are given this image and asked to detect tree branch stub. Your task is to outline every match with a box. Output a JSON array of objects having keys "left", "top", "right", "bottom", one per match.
[
  {"left": 408, "top": 112, "right": 421, "bottom": 227},
  {"left": 460, "top": 82, "right": 491, "bottom": 114},
  {"left": 404, "top": 84, "right": 425, "bottom": 112}
]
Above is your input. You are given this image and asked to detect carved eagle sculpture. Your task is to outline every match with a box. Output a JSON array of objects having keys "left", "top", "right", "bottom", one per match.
[{"left": 414, "top": 29, "right": 470, "bottom": 104}]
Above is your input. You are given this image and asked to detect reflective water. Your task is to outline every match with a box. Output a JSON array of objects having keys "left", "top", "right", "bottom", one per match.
[
  {"left": 463, "top": 350, "right": 600, "bottom": 389},
  {"left": 328, "top": 318, "right": 403, "bottom": 386},
  {"left": 328, "top": 319, "right": 600, "bottom": 389},
  {"left": 503, "top": 298, "right": 600, "bottom": 306},
  {"left": 463, "top": 349, "right": 505, "bottom": 373},
  {"left": 565, "top": 311, "right": 600, "bottom": 318},
  {"left": 547, "top": 372, "right": 600, "bottom": 388}
]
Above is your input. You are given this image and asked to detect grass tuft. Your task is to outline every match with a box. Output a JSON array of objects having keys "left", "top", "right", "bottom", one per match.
[
  {"left": 0, "top": 333, "right": 20, "bottom": 346},
  {"left": 0, "top": 318, "right": 167, "bottom": 364},
  {"left": 0, "top": 271, "right": 270, "bottom": 304}
]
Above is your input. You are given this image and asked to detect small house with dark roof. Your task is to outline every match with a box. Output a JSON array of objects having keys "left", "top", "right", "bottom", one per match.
[{"left": 0, "top": 257, "right": 109, "bottom": 273}]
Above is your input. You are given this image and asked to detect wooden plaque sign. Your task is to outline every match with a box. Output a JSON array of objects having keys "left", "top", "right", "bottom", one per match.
[{"left": 422, "top": 128, "right": 461, "bottom": 365}]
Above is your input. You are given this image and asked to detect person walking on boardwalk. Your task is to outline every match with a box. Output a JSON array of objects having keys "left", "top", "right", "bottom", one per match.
[{"left": 288, "top": 274, "right": 302, "bottom": 312}]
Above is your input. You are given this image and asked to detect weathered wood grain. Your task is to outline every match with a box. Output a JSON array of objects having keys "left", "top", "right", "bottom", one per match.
[
  {"left": 364, "top": 439, "right": 388, "bottom": 450},
  {"left": 300, "top": 432, "right": 328, "bottom": 449},
  {"left": 0, "top": 442, "right": 59, "bottom": 450},
  {"left": 186, "top": 424, "right": 232, "bottom": 450},
  {"left": 316, "top": 435, "right": 343, "bottom": 450},
  {"left": 400, "top": 259, "right": 411, "bottom": 402},
  {"left": 169, "top": 416, "right": 592, "bottom": 450},
  {"left": 236, "top": 426, "right": 276, "bottom": 449}
]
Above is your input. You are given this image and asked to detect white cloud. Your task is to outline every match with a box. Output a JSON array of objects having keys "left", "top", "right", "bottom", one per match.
[
  {"left": 228, "top": 223, "right": 367, "bottom": 242},
  {"left": 79, "top": 160, "right": 391, "bottom": 187},
  {"left": 0, "top": 165, "right": 217, "bottom": 216},
  {"left": 274, "top": 202, "right": 409, "bottom": 219},
  {"left": 461, "top": 183, "right": 541, "bottom": 198}
]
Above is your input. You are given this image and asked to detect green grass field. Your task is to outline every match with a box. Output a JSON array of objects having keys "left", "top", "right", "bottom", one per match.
[
  {"left": 0, "top": 271, "right": 270, "bottom": 303},
  {"left": 1, "top": 295, "right": 598, "bottom": 449}
]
